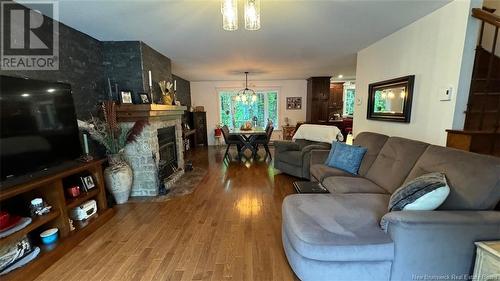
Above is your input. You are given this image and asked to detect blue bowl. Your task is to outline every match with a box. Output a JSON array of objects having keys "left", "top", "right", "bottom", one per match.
[{"left": 40, "top": 228, "right": 59, "bottom": 244}]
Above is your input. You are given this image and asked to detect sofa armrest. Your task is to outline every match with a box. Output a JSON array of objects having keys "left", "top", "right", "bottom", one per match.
[
  {"left": 310, "top": 150, "right": 330, "bottom": 166},
  {"left": 274, "top": 140, "right": 300, "bottom": 153},
  {"left": 381, "top": 211, "right": 500, "bottom": 280},
  {"left": 381, "top": 210, "right": 500, "bottom": 230}
]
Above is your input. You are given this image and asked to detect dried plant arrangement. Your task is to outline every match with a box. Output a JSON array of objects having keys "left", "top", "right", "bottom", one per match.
[{"left": 79, "top": 101, "right": 149, "bottom": 155}]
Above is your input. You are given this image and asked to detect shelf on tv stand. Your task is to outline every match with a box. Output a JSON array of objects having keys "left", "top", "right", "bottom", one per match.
[
  {"left": 0, "top": 159, "right": 105, "bottom": 201},
  {"left": 0, "top": 159, "right": 113, "bottom": 281},
  {"left": 0, "top": 211, "right": 60, "bottom": 246}
]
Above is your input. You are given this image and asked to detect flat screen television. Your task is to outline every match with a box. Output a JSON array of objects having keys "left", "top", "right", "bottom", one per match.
[{"left": 0, "top": 75, "right": 82, "bottom": 184}]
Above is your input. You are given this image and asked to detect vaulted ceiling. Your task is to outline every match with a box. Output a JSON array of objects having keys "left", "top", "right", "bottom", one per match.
[{"left": 30, "top": 0, "right": 451, "bottom": 81}]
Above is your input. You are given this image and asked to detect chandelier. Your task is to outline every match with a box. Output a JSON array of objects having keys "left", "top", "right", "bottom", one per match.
[
  {"left": 221, "top": 0, "right": 261, "bottom": 31},
  {"left": 234, "top": 72, "right": 257, "bottom": 103}
]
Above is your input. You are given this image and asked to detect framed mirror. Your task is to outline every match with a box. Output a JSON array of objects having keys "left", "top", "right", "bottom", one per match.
[{"left": 367, "top": 75, "right": 415, "bottom": 123}]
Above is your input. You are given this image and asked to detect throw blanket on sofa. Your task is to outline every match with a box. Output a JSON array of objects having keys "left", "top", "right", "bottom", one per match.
[{"left": 292, "top": 124, "right": 343, "bottom": 143}]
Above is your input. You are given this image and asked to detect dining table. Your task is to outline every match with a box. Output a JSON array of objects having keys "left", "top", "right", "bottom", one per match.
[{"left": 229, "top": 127, "right": 267, "bottom": 157}]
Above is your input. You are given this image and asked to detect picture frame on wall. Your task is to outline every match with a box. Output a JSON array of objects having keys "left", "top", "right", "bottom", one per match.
[
  {"left": 286, "top": 97, "right": 302, "bottom": 110},
  {"left": 119, "top": 90, "right": 133, "bottom": 104}
]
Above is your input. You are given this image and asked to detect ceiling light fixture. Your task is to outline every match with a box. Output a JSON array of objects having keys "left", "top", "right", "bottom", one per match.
[
  {"left": 221, "top": 0, "right": 261, "bottom": 31},
  {"left": 234, "top": 72, "right": 257, "bottom": 104},
  {"left": 221, "top": 0, "right": 238, "bottom": 31},
  {"left": 245, "top": 0, "right": 261, "bottom": 31},
  {"left": 338, "top": 74, "right": 343, "bottom": 78}
]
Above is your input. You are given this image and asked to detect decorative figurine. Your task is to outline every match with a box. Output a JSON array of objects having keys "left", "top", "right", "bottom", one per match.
[{"left": 158, "top": 81, "right": 174, "bottom": 105}]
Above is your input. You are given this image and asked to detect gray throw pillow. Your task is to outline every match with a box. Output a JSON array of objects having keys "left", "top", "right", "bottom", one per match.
[{"left": 389, "top": 172, "right": 449, "bottom": 211}]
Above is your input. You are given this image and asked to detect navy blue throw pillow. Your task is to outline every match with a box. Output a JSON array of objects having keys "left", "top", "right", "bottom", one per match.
[
  {"left": 324, "top": 141, "right": 338, "bottom": 165},
  {"left": 325, "top": 142, "right": 367, "bottom": 175}
]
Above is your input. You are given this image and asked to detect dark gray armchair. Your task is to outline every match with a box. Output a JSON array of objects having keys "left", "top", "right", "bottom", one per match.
[{"left": 274, "top": 139, "right": 331, "bottom": 179}]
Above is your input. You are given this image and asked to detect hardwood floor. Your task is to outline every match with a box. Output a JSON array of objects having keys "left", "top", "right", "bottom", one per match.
[{"left": 36, "top": 147, "right": 298, "bottom": 281}]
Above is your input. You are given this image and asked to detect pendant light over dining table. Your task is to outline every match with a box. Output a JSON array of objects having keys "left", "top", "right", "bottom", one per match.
[
  {"left": 221, "top": 0, "right": 261, "bottom": 31},
  {"left": 234, "top": 72, "right": 257, "bottom": 104}
]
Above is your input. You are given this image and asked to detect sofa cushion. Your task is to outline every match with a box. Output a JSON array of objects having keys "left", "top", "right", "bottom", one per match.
[
  {"left": 279, "top": 151, "right": 302, "bottom": 166},
  {"left": 365, "top": 137, "right": 429, "bottom": 194},
  {"left": 326, "top": 143, "right": 367, "bottom": 175},
  {"left": 353, "top": 132, "right": 389, "bottom": 176},
  {"left": 322, "top": 177, "right": 388, "bottom": 194},
  {"left": 404, "top": 145, "right": 500, "bottom": 210},
  {"left": 282, "top": 231, "right": 393, "bottom": 281},
  {"left": 324, "top": 142, "right": 338, "bottom": 165},
  {"left": 282, "top": 194, "right": 394, "bottom": 262},
  {"left": 310, "top": 164, "right": 354, "bottom": 182},
  {"left": 389, "top": 172, "right": 450, "bottom": 211}
]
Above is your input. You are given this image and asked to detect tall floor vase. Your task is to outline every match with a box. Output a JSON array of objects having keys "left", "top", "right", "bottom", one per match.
[{"left": 104, "top": 154, "right": 133, "bottom": 204}]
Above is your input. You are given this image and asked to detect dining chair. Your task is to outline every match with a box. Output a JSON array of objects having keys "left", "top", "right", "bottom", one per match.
[
  {"left": 221, "top": 125, "right": 242, "bottom": 160},
  {"left": 252, "top": 124, "right": 274, "bottom": 160}
]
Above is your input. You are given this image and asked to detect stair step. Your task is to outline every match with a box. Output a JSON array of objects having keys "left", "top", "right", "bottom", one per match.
[{"left": 472, "top": 92, "right": 500, "bottom": 95}]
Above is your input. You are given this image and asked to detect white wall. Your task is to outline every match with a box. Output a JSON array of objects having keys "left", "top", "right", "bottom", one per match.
[
  {"left": 191, "top": 80, "right": 307, "bottom": 145},
  {"left": 353, "top": 0, "right": 481, "bottom": 145}
]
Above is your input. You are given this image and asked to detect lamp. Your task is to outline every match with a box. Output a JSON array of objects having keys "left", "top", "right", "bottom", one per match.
[
  {"left": 221, "top": 0, "right": 238, "bottom": 31},
  {"left": 245, "top": 0, "right": 261, "bottom": 30},
  {"left": 234, "top": 72, "right": 257, "bottom": 104}
]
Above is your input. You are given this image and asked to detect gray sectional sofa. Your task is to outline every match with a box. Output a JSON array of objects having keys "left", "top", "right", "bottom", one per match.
[{"left": 282, "top": 132, "right": 500, "bottom": 281}]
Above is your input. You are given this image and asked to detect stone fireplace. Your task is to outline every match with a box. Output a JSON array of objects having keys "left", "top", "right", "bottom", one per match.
[{"left": 117, "top": 104, "right": 186, "bottom": 197}]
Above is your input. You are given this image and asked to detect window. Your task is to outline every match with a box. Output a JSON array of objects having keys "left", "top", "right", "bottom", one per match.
[
  {"left": 343, "top": 83, "right": 356, "bottom": 116},
  {"left": 219, "top": 90, "right": 278, "bottom": 128}
]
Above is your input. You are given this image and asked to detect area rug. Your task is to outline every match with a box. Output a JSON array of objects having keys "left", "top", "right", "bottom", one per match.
[{"left": 129, "top": 166, "right": 207, "bottom": 202}]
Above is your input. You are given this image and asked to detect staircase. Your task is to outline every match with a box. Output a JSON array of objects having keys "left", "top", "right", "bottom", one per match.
[{"left": 446, "top": 7, "right": 500, "bottom": 157}]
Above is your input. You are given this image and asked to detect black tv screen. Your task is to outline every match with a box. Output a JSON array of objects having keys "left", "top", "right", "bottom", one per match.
[{"left": 0, "top": 75, "right": 82, "bottom": 182}]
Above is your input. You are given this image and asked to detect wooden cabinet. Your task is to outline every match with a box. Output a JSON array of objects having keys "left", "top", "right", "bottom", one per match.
[
  {"left": 188, "top": 112, "right": 207, "bottom": 146},
  {"left": 0, "top": 160, "right": 113, "bottom": 281},
  {"left": 329, "top": 83, "right": 344, "bottom": 118},
  {"left": 306, "top": 77, "right": 332, "bottom": 123}
]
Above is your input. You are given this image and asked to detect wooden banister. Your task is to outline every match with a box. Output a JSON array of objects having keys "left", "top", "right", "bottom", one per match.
[
  {"left": 472, "top": 8, "right": 500, "bottom": 27},
  {"left": 447, "top": 6, "right": 500, "bottom": 157}
]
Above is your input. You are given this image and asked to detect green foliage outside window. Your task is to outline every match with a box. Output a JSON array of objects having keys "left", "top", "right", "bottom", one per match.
[
  {"left": 267, "top": 92, "right": 278, "bottom": 127},
  {"left": 219, "top": 91, "right": 278, "bottom": 128},
  {"left": 374, "top": 91, "right": 386, "bottom": 112},
  {"left": 344, "top": 89, "right": 355, "bottom": 116}
]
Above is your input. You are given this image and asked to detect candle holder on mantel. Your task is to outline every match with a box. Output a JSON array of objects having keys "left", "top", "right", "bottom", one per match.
[
  {"left": 172, "top": 90, "right": 177, "bottom": 106},
  {"left": 149, "top": 85, "right": 155, "bottom": 104},
  {"left": 78, "top": 133, "right": 94, "bottom": 162}
]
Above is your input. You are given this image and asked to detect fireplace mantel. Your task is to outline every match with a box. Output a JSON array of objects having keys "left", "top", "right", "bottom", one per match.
[{"left": 116, "top": 104, "right": 187, "bottom": 122}]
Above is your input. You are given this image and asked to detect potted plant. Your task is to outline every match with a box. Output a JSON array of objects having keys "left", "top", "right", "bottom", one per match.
[{"left": 82, "top": 101, "right": 148, "bottom": 204}]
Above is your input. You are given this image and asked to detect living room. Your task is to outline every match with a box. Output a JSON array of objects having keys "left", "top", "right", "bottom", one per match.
[{"left": 0, "top": 0, "right": 499, "bottom": 280}]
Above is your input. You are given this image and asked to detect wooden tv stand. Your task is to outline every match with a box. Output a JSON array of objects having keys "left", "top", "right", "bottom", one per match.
[{"left": 0, "top": 159, "right": 114, "bottom": 281}]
